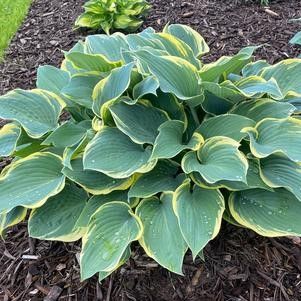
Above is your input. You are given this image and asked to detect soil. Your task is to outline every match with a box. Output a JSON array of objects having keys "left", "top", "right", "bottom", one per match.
[{"left": 1, "top": 0, "right": 301, "bottom": 300}]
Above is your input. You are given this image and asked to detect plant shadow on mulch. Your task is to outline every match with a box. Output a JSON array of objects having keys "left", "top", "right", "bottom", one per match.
[{"left": 1, "top": 0, "right": 301, "bottom": 300}]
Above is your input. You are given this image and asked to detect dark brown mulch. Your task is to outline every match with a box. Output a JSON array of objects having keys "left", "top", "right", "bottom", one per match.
[
  {"left": 1, "top": 0, "right": 301, "bottom": 300},
  {"left": 2, "top": 222, "right": 301, "bottom": 301}
]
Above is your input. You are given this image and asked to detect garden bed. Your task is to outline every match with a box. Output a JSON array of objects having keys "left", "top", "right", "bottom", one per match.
[{"left": 1, "top": 0, "right": 301, "bottom": 300}]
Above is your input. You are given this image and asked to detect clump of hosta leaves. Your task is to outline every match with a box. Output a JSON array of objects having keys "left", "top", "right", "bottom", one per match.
[
  {"left": 1, "top": 24, "right": 301, "bottom": 281},
  {"left": 75, "top": 0, "right": 151, "bottom": 34}
]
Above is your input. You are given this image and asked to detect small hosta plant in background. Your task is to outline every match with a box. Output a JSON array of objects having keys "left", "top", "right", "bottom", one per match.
[
  {"left": 0, "top": 24, "right": 301, "bottom": 281},
  {"left": 75, "top": 0, "right": 151, "bottom": 34}
]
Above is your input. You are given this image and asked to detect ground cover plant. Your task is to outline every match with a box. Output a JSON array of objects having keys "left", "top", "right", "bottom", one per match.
[
  {"left": 0, "top": 0, "right": 32, "bottom": 60},
  {"left": 75, "top": 0, "right": 151, "bottom": 34},
  {"left": 0, "top": 24, "right": 301, "bottom": 282}
]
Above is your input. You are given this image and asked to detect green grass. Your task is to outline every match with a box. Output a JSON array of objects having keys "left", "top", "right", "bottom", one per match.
[{"left": 0, "top": 0, "right": 32, "bottom": 60}]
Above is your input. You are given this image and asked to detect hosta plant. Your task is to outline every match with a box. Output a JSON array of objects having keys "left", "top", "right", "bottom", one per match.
[
  {"left": 75, "top": 0, "right": 151, "bottom": 34},
  {"left": 0, "top": 24, "right": 301, "bottom": 281}
]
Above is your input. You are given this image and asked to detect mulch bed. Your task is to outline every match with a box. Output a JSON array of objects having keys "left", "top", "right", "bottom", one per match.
[{"left": 1, "top": 0, "right": 301, "bottom": 300}]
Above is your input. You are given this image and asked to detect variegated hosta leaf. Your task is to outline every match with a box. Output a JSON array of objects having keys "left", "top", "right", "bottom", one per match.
[
  {"left": 37, "top": 65, "right": 70, "bottom": 94},
  {"left": 92, "top": 63, "right": 134, "bottom": 117},
  {"left": 260, "top": 59, "right": 301, "bottom": 97},
  {"left": 85, "top": 33, "right": 128, "bottom": 62},
  {"left": 147, "top": 32, "right": 200, "bottom": 68},
  {"left": 76, "top": 191, "right": 137, "bottom": 233},
  {"left": 163, "top": 24, "right": 209, "bottom": 57},
  {"left": 62, "top": 129, "right": 95, "bottom": 169},
  {"left": 173, "top": 181, "right": 225, "bottom": 258},
  {"left": 42, "top": 121, "right": 89, "bottom": 148},
  {"left": 0, "top": 152, "right": 65, "bottom": 212},
  {"left": 80, "top": 202, "right": 143, "bottom": 280},
  {"left": 151, "top": 120, "right": 204, "bottom": 160},
  {"left": 132, "top": 76, "right": 159, "bottom": 101},
  {"left": 242, "top": 60, "right": 270, "bottom": 77},
  {"left": 199, "top": 46, "right": 259, "bottom": 82},
  {"left": 260, "top": 154, "right": 301, "bottom": 201},
  {"left": 0, "top": 89, "right": 64, "bottom": 138},
  {"left": 109, "top": 100, "right": 169, "bottom": 144},
  {"left": 29, "top": 183, "right": 88, "bottom": 242},
  {"left": 182, "top": 137, "right": 248, "bottom": 184},
  {"left": 234, "top": 76, "right": 283, "bottom": 100},
  {"left": 66, "top": 52, "right": 121, "bottom": 72},
  {"left": 99, "top": 247, "right": 131, "bottom": 282},
  {"left": 0, "top": 206, "right": 27, "bottom": 237},
  {"left": 0, "top": 123, "right": 21, "bottom": 157},
  {"left": 136, "top": 193, "right": 187, "bottom": 274},
  {"left": 132, "top": 49, "right": 202, "bottom": 100},
  {"left": 196, "top": 114, "right": 255, "bottom": 142},
  {"left": 129, "top": 160, "right": 185, "bottom": 198},
  {"left": 84, "top": 127, "right": 156, "bottom": 178},
  {"left": 62, "top": 73, "right": 103, "bottom": 108},
  {"left": 244, "top": 117, "right": 301, "bottom": 162},
  {"left": 229, "top": 188, "right": 301, "bottom": 236},
  {"left": 202, "top": 81, "right": 244, "bottom": 105},
  {"left": 62, "top": 158, "right": 133, "bottom": 195},
  {"left": 230, "top": 98, "right": 296, "bottom": 122},
  {"left": 192, "top": 159, "right": 271, "bottom": 191}
]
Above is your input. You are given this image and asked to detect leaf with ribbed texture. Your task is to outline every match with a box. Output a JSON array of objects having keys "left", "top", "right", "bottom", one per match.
[
  {"left": 62, "top": 73, "right": 103, "bottom": 108},
  {"left": 76, "top": 191, "right": 137, "bottom": 233},
  {"left": 80, "top": 202, "right": 142, "bottom": 280},
  {"left": 164, "top": 24, "right": 209, "bottom": 57},
  {"left": 151, "top": 120, "right": 204, "bottom": 160},
  {"left": 0, "top": 206, "right": 27, "bottom": 237},
  {"left": 62, "top": 158, "right": 133, "bottom": 195},
  {"left": 0, "top": 123, "right": 21, "bottom": 157},
  {"left": 29, "top": 183, "right": 88, "bottom": 242},
  {"left": 136, "top": 193, "right": 187, "bottom": 274},
  {"left": 202, "top": 81, "right": 244, "bottom": 104},
  {"left": 173, "top": 181, "right": 224, "bottom": 258},
  {"left": 182, "top": 137, "right": 248, "bottom": 184},
  {"left": 129, "top": 160, "right": 185, "bottom": 198},
  {"left": 84, "top": 127, "right": 156, "bottom": 178},
  {"left": 260, "top": 59, "right": 301, "bottom": 97},
  {"left": 85, "top": 33, "right": 128, "bottom": 62},
  {"left": 99, "top": 247, "right": 131, "bottom": 282},
  {"left": 234, "top": 76, "right": 283, "bottom": 100},
  {"left": 260, "top": 155, "right": 301, "bottom": 201},
  {"left": 229, "top": 189, "right": 301, "bottom": 236},
  {"left": 66, "top": 52, "right": 121, "bottom": 72},
  {"left": 230, "top": 99, "right": 295, "bottom": 122},
  {"left": 199, "top": 46, "right": 259, "bottom": 82},
  {"left": 133, "top": 49, "right": 202, "bottom": 100},
  {"left": 92, "top": 63, "right": 134, "bottom": 117},
  {"left": 37, "top": 65, "right": 70, "bottom": 94},
  {"left": 42, "top": 122, "right": 88, "bottom": 148},
  {"left": 0, "top": 89, "right": 64, "bottom": 138},
  {"left": 132, "top": 76, "right": 159, "bottom": 101},
  {"left": 196, "top": 114, "right": 255, "bottom": 142},
  {"left": 191, "top": 159, "right": 271, "bottom": 191},
  {"left": 244, "top": 118, "right": 301, "bottom": 162},
  {"left": 109, "top": 101, "right": 169, "bottom": 144},
  {"left": 0, "top": 152, "right": 65, "bottom": 212},
  {"left": 148, "top": 33, "right": 200, "bottom": 68},
  {"left": 242, "top": 60, "right": 270, "bottom": 77}
]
